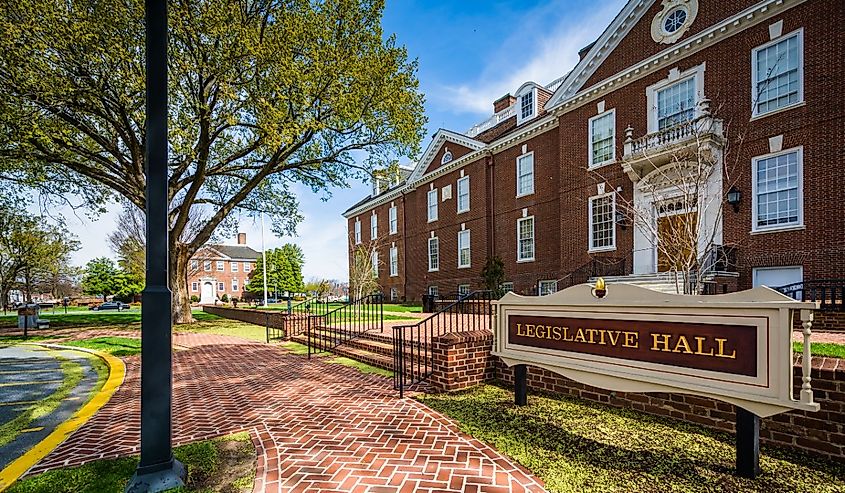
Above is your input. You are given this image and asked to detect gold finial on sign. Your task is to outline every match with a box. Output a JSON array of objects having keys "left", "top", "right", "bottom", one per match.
[{"left": 593, "top": 277, "right": 607, "bottom": 299}]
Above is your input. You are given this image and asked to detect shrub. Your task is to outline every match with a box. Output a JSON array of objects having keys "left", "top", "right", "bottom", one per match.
[
  {"left": 221, "top": 294, "right": 229, "bottom": 303},
  {"left": 190, "top": 295, "right": 200, "bottom": 303}
]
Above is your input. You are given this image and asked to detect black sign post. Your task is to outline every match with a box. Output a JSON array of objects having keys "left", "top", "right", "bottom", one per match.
[
  {"left": 736, "top": 407, "right": 761, "bottom": 478},
  {"left": 125, "top": 0, "right": 186, "bottom": 491}
]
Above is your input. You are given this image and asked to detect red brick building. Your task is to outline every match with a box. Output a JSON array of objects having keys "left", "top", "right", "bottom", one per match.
[
  {"left": 344, "top": 0, "right": 844, "bottom": 301},
  {"left": 187, "top": 233, "right": 260, "bottom": 304}
]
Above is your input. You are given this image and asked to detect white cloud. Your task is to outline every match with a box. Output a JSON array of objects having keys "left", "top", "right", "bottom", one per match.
[{"left": 436, "top": 0, "right": 626, "bottom": 117}]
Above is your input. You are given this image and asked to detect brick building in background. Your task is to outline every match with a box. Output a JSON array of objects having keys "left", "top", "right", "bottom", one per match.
[
  {"left": 187, "top": 233, "right": 261, "bottom": 304},
  {"left": 344, "top": 0, "right": 844, "bottom": 302}
]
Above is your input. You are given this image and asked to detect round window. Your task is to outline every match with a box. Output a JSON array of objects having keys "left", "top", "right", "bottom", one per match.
[{"left": 663, "top": 8, "right": 688, "bottom": 34}]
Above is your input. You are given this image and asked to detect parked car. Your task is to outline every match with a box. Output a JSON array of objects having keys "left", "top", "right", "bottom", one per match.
[{"left": 89, "top": 301, "right": 131, "bottom": 311}]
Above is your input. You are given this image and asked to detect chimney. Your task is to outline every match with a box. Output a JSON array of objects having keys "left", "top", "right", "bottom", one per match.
[
  {"left": 493, "top": 94, "right": 517, "bottom": 113},
  {"left": 237, "top": 233, "right": 246, "bottom": 245}
]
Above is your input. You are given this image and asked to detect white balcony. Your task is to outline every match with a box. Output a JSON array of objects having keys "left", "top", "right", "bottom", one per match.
[
  {"left": 622, "top": 100, "right": 724, "bottom": 182},
  {"left": 466, "top": 105, "right": 516, "bottom": 138}
]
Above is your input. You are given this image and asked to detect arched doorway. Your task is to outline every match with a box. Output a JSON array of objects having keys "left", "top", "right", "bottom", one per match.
[{"left": 200, "top": 281, "right": 215, "bottom": 304}]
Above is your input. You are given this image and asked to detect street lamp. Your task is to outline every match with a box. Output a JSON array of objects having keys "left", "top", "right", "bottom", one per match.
[{"left": 126, "top": 1, "right": 186, "bottom": 491}]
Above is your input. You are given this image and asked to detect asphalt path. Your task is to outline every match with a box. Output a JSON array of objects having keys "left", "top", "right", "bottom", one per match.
[{"left": 0, "top": 345, "right": 101, "bottom": 472}]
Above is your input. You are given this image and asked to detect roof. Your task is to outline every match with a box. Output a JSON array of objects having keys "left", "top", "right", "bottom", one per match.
[{"left": 203, "top": 244, "right": 262, "bottom": 260}]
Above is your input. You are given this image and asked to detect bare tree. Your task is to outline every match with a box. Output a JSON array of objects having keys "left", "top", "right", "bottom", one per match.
[{"left": 348, "top": 237, "right": 382, "bottom": 301}]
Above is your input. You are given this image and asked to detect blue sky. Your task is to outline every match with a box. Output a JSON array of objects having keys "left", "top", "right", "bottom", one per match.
[{"left": 64, "top": 0, "right": 626, "bottom": 281}]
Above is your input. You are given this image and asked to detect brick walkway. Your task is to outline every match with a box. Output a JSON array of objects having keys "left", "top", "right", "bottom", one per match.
[{"left": 29, "top": 344, "right": 546, "bottom": 492}]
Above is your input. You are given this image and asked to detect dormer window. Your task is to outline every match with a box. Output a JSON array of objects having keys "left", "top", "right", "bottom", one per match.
[
  {"left": 520, "top": 91, "right": 534, "bottom": 120},
  {"left": 441, "top": 148, "right": 453, "bottom": 165}
]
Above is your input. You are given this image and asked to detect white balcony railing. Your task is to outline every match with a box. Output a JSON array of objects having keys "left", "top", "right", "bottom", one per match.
[{"left": 466, "top": 105, "right": 516, "bottom": 138}]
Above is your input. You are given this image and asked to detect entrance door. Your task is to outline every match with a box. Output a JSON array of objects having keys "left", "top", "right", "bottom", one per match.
[
  {"left": 657, "top": 211, "right": 698, "bottom": 272},
  {"left": 201, "top": 282, "right": 214, "bottom": 304}
]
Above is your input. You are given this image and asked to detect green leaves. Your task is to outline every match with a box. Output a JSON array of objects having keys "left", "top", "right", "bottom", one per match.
[
  {"left": 80, "top": 257, "right": 143, "bottom": 299},
  {"left": 247, "top": 244, "right": 305, "bottom": 295}
]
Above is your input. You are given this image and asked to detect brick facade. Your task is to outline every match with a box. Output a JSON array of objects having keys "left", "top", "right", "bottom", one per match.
[
  {"left": 428, "top": 329, "right": 845, "bottom": 461},
  {"left": 187, "top": 235, "right": 261, "bottom": 303},
  {"left": 344, "top": 0, "right": 845, "bottom": 304}
]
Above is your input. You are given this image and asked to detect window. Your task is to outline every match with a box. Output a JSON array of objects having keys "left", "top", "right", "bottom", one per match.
[
  {"left": 657, "top": 77, "right": 696, "bottom": 130},
  {"left": 191, "top": 282, "right": 198, "bottom": 292},
  {"left": 589, "top": 110, "right": 615, "bottom": 167},
  {"left": 752, "top": 266, "right": 803, "bottom": 288},
  {"left": 371, "top": 251, "right": 378, "bottom": 276},
  {"left": 538, "top": 280, "right": 558, "bottom": 296},
  {"left": 428, "top": 237, "right": 439, "bottom": 272},
  {"left": 752, "top": 148, "right": 803, "bottom": 232},
  {"left": 370, "top": 214, "right": 378, "bottom": 239},
  {"left": 457, "top": 230, "right": 471, "bottom": 268},
  {"left": 517, "top": 216, "right": 535, "bottom": 262},
  {"left": 457, "top": 176, "right": 470, "bottom": 213},
  {"left": 441, "top": 150, "right": 453, "bottom": 165},
  {"left": 753, "top": 31, "right": 802, "bottom": 116},
  {"left": 662, "top": 8, "right": 687, "bottom": 34},
  {"left": 204, "top": 260, "right": 211, "bottom": 271},
  {"left": 232, "top": 279, "right": 239, "bottom": 292},
  {"left": 354, "top": 219, "right": 361, "bottom": 244},
  {"left": 389, "top": 206, "right": 398, "bottom": 234},
  {"left": 516, "top": 153, "right": 534, "bottom": 196},
  {"left": 244, "top": 263, "right": 251, "bottom": 273},
  {"left": 501, "top": 282, "right": 514, "bottom": 293},
  {"left": 390, "top": 287, "right": 398, "bottom": 301},
  {"left": 218, "top": 282, "right": 225, "bottom": 291},
  {"left": 190, "top": 259, "right": 198, "bottom": 270},
  {"left": 589, "top": 193, "right": 616, "bottom": 251},
  {"left": 216, "top": 260, "right": 224, "bottom": 271},
  {"left": 427, "top": 189, "right": 438, "bottom": 222},
  {"left": 389, "top": 246, "right": 398, "bottom": 277},
  {"left": 458, "top": 284, "right": 471, "bottom": 296},
  {"left": 428, "top": 286, "right": 439, "bottom": 297},
  {"left": 231, "top": 262, "right": 239, "bottom": 272},
  {"left": 520, "top": 90, "right": 534, "bottom": 120}
]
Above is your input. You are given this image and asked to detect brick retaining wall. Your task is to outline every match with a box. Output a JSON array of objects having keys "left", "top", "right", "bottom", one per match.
[
  {"left": 429, "top": 329, "right": 845, "bottom": 461},
  {"left": 202, "top": 305, "right": 308, "bottom": 337},
  {"left": 793, "top": 311, "right": 845, "bottom": 332}
]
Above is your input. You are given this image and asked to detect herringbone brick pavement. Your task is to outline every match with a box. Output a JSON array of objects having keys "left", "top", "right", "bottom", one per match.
[{"left": 29, "top": 344, "right": 546, "bottom": 492}]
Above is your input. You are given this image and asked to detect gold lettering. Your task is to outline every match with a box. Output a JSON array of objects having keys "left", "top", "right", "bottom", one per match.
[
  {"left": 714, "top": 338, "right": 737, "bottom": 359},
  {"left": 516, "top": 324, "right": 525, "bottom": 337},
  {"left": 672, "top": 335, "right": 693, "bottom": 354},
  {"left": 574, "top": 328, "right": 587, "bottom": 343},
  {"left": 585, "top": 329, "right": 598, "bottom": 344},
  {"left": 562, "top": 327, "right": 574, "bottom": 342},
  {"left": 607, "top": 331, "right": 621, "bottom": 346},
  {"left": 694, "top": 336, "right": 715, "bottom": 356},
  {"left": 597, "top": 330, "right": 607, "bottom": 345},
  {"left": 535, "top": 325, "right": 545, "bottom": 339},
  {"left": 525, "top": 324, "right": 535, "bottom": 338},
  {"left": 651, "top": 333, "right": 672, "bottom": 352},
  {"left": 623, "top": 331, "right": 639, "bottom": 348},
  {"left": 552, "top": 326, "right": 562, "bottom": 340}
]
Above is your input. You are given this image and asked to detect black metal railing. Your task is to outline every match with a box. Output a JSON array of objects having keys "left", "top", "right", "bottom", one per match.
[
  {"left": 306, "top": 293, "right": 383, "bottom": 358},
  {"left": 699, "top": 245, "right": 738, "bottom": 276},
  {"left": 265, "top": 312, "right": 311, "bottom": 343},
  {"left": 288, "top": 296, "right": 335, "bottom": 316},
  {"left": 554, "top": 256, "right": 628, "bottom": 292},
  {"left": 393, "top": 290, "right": 495, "bottom": 398},
  {"left": 776, "top": 279, "right": 845, "bottom": 311}
]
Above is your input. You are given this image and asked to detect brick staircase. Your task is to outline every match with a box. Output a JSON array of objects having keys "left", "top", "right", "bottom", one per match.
[{"left": 291, "top": 326, "right": 422, "bottom": 373}]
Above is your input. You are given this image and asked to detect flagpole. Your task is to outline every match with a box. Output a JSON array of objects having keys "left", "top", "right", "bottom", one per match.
[{"left": 261, "top": 214, "right": 268, "bottom": 306}]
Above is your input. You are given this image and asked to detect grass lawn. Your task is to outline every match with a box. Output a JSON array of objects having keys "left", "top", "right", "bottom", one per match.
[
  {"left": 175, "top": 314, "right": 268, "bottom": 342},
  {"left": 793, "top": 342, "right": 845, "bottom": 359},
  {"left": 62, "top": 337, "right": 142, "bottom": 357},
  {"left": 418, "top": 384, "right": 845, "bottom": 493},
  {"left": 278, "top": 341, "right": 393, "bottom": 377},
  {"left": 7, "top": 432, "right": 255, "bottom": 493}
]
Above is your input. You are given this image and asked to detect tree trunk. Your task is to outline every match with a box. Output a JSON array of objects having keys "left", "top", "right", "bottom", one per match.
[{"left": 170, "top": 243, "right": 194, "bottom": 324}]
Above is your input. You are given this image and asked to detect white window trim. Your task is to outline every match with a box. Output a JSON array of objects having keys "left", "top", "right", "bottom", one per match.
[
  {"left": 752, "top": 265, "right": 804, "bottom": 288},
  {"left": 516, "top": 151, "right": 535, "bottom": 198},
  {"left": 516, "top": 216, "right": 535, "bottom": 263},
  {"left": 354, "top": 219, "right": 361, "bottom": 245},
  {"left": 232, "top": 279, "right": 239, "bottom": 291},
  {"left": 389, "top": 246, "right": 398, "bottom": 277},
  {"left": 389, "top": 206, "right": 398, "bottom": 234},
  {"left": 191, "top": 282, "right": 198, "bottom": 292},
  {"left": 427, "top": 189, "right": 438, "bottom": 222},
  {"left": 538, "top": 280, "right": 558, "bottom": 296},
  {"left": 371, "top": 251, "right": 378, "bottom": 276},
  {"left": 428, "top": 286, "right": 439, "bottom": 297},
  {"left": 458, "top": 284, "right": 471, "bottom": 296},
  {"left": 370, "top": 213, "right": 378, "bottom": 240},
  {"left": 516, "top": 87, "right": 538, "bottom": 125},
  {"left": 457, "top": 229, "right": 471, "bottom": 269},
  {"left": 588, "top": 109, "right": 616, "bottom": 168},
  {"left": 501, "top": 282, "right": 514, "bottom": 293},
  {"left": 588, "top": 192, "right": 617, "bottom": 253},
  {"left": 645, "top": 63, "right": 706, "bottom": 134},
  {"left": 428, "top": 237, "right": 439, "bottom": 272},
  {"left": 244, "top": 263, "right": 251, "bottom": 273},
  {"left": 203, "top": 260, "right": 211, "bottom": 272},
  {"left": 750, "top": 28, "right": 804, "bottom": 119},
  {"left": 231, "top": 261, "right": 239, "bottom": 272},
  {"left": 190, "top": 260, "right": 198, "bottom": 270},
  {"left": 216, "top": 260, "right": 224, "bottom": 271},
  {"left": 457, "top": 176, "right": 470, "bottom": 214},
  {"left": 751, "top": 146, "right": 804, "bottom": 234}
]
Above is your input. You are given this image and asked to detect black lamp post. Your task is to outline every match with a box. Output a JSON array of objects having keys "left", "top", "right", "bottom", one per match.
[
  {"left": 126, "top": 0, "right": 186, "bottom": 491},
  {"left": 727, "top": 186, "right": 742, "bottom": 212}
]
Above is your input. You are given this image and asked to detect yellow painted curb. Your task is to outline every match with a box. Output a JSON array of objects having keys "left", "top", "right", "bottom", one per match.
[{"left": 0, "top": 344, "right": 126, "bottom": 492}]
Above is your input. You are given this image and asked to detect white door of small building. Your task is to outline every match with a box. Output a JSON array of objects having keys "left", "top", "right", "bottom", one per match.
[{"left": 201, "top": 281, "right": 215, "bottom": 304}]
